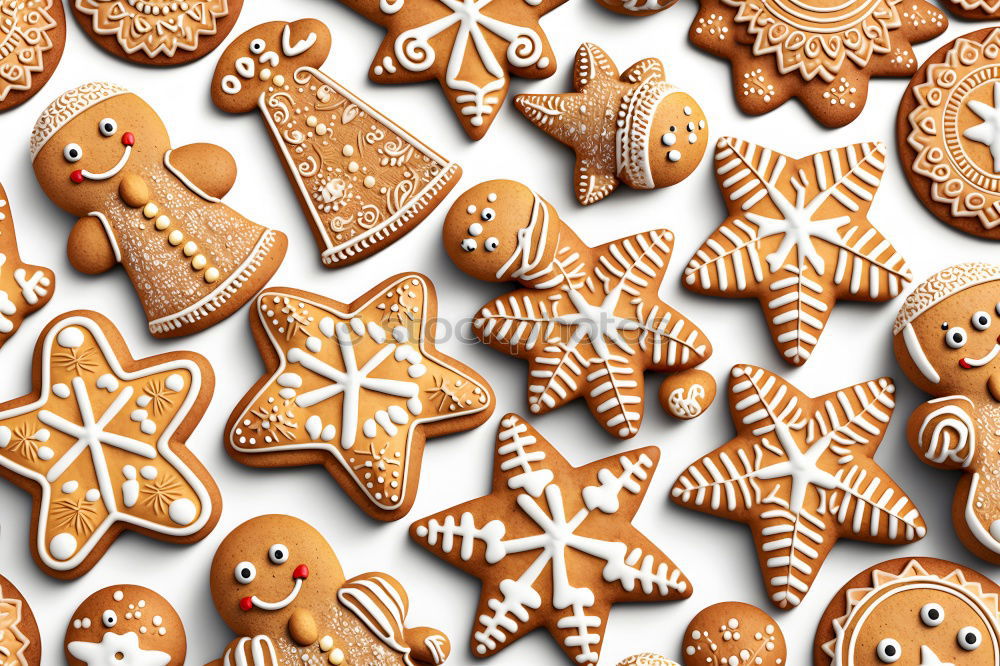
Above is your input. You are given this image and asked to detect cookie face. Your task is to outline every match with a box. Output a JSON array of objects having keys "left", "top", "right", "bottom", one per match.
[
  {"left": 0, "top": 0, "right": 65, "bottom": 112},
  {"left": 514, "top": 43, "right": 708, "bottom": 205},
  {"left": 0, "top": 311, "right": 220, "bottom": 578},
  {"left": 684, "top": 138, "right": 911, "bottom": 366},
  {"left": 411, "top": 414, "right": 692, "bottom": 664},
  {"left": 659, "top": 369, "right": 716, "bottom": 420},
  {"left": 0, "top": 185, "right": 55, "bottom": 350},
  {"left": 212, "top": 20, "right": 461, "bottom": 268},
  {"left": 682, "top": 602, "right": 785, "bottom": 666},
  {"left": 0, "top": 574, "right": 41, "bottom": 665},
  {"left": 71, "top": 0, "right": 243, "bottom": 65},
  {"left": 671, "top": 365, "right": 925, "bottom": 609},
  {"left": 691, "top": 0, "right": 946, "bottom": 127},
  {"left": 65, "top": 585, "right": 185, "bottom": 665},
  {"left": 815, "top": 558, "right": 1000, "bottom": 665}
]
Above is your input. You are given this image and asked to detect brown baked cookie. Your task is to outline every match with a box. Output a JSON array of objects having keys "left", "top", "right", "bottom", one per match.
[
  {"left": 814, "top": 557, "right": 1000, "bottom": 665},
  {"left": 596, "top": 0, "right": 678, "bottom": 15},
  {"left": 226, "top": 275, "right": 495, "bottom": 522},
  {"left": 0, "top": 184, "right": 54, "bottom": 351},
  {"left": 660, "top": 369, "right": 716, "bottom": 420},
  {"left": 691, "top": 0, "right": 946, "bottom": 127},
  {"left": 671, "top": 364, "right": 926, "bottom": 609},
  {"left": 411, "top": 414, "right": 691, "bottom": 664},
  {"left": 619, "top": 656, "right": 681, "bottom": 666},
  {"left": 898, "top": 28, "right": 1000, "bottom": 240},
  {"left": 893, "top": 263, "right": 1000, "bottom": 564},
  {"left": 938, "top": 0, "right": 1000, "bottom": 19},
  {"left": 30, "top": 82, "right": 286, "bottom": 338},
  {"left": 514, "top": 43, "right": 708, "bottom": 205},
  {"left": 65, "top": 585, "right": 185, "bottom": 664},
  {"left": 684, "top": 138, "right": 912, "bottom": 365},
  {"left": 208, "top": 514, "right": 449, "bottom": 666},
  {"left": 0, "top": 310, "right": 221, "bottom": 579},
  {"left": 70, "top": 0, "right": 242, "bottom": 66},
  {"left": 0, "top": 574, "right": 41, "bottom": 665},
  {"left": 0, "top": 0, "right": 65, "bottom": 112},
  {"left": 682, "top": 602, "right": 786, "bottom": 665},
  {"left": 212, "top": 19, "right": 461, "bottom": 267}
]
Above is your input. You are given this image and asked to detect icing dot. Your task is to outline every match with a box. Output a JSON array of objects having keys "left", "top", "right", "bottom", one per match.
[
  {"left": 152, "top": 615, "right": 162, "bottom": 626},
  {"left": 154, "top": 216, "right": 170, "bottom": 230},
  {"left": 468, "top": 223, "right": 483, "bottom": 236},
  {"left": 62, "top": 480, "right": 79, "bottom": 494},
  {"left": 113, "top": 590, "right": 124, "bottom": 601},
  {"left": 342, "top": 145, "right": 354, "bottom": 157},
  {"left": 168, "top": 498, "right": 197, "bottom": 525},
  {"left": 49, "top": 532, "right": 77, "bottom": 560},
  {"left": 364, "top": 176, "right": 377, "bottom": 188},
  {"left": 167, "top": 230, "right": 184, "bottom": 246},
  {"left": 37, "top": 446, "right": 54, "bottom": 460},
  {"left": 684, "top": 106, "right": 692, "bottom": 115},
  {"left": 192, "top": 255, "right": 207, "bottom": 270},
  {"left": 85, "top": 488, "right": 100, "bottom": 502},
  {"left": 53, "top": 384, "right": 70, "bottom": 399},
  {"left": 668, "top": 150, "right": 682, "bottom": 162},
  {"left": 140, "top": 466, "right": 158, "bottom": 480},
  {"left": 205, "top": 267, "right": 220, "bottom": 283},
  {"left": 57, "top": 326, "right": 85, "bottom": 349},
  {"left": 142, "top": 202, "right": 158, "bottom": 219},
  {"left": 662, "top": 133, "right": 677, "bottom": 146}
]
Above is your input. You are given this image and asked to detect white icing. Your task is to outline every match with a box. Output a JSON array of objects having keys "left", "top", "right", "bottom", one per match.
[{"left": 67, "top": 630, "right": 170, "bottom": 665}]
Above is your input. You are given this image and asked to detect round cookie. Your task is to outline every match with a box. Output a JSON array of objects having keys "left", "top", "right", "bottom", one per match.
[
  {"left": 619, "top": 655, "right": 680, "bottom": 666},
  {"left": 814, "top": 557, "right": 1000, "bottom": 665},
  {"left": 65, "top": 585, "right": 185, "bottom": 665},
  {"left": 0, "top": 574, "right": 41, "bottom": 664},
  {"left": 660, "top": 369, "right": 716, "bottom": 420},
  {"left": 682, "top": 602, "right": 786, "bottom": 666},
  {"left": 595, "top": 0, "right": 678, "bottom": 15},
  {"left": 0, "top": 0, "right": 65, "bottom": 112}
]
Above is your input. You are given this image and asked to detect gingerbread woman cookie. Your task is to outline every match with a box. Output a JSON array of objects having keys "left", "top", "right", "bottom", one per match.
[
  {"left": 0, "top": 184, "right": 54, "bottom": 351},
  {"left": 0, "top": 310, "right": 220, "bottom": 579},
  {"left": 444, "top": 180, "right": 712, "bottom": 439},
  {"left": 212, "top": 19, "right": 461, "bottom": 267},
  {"left": 893, "top": 262, "right": 1000, "bottom": 564},
  {"left": 682, "top": 602, "right": 786, "bottom": 666},
  {"left": 0, "top": 574, "right": 41, "bottom": 665},
  {"left": 209, "top": 514, "right": 450, "bottom": 666},
  {"left": 30, "top": 82, "right": 286, "bottom": 338},
  {"left": 0, "top": 0, "right": 65, "bottom": 112}
]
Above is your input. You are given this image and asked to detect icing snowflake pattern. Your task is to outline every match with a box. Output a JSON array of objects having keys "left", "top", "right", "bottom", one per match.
[{"left": 74, "top": 0, "right": 230, "bottom": 58}]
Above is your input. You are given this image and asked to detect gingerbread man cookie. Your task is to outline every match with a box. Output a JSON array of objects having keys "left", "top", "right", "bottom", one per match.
[
  {"left": 444, "top": 180, "right": 712, "bottom": 439},
  {"left": 0, "top": 310, "right": 220, "bottom": 578},
  {"left": 0, "top": 574, "right": 41, "bottom": 665},
  {"left": 30, "top": 82, "right": 286, "bottom": 338},
  {"left": 893, "top": 262, "right": 1000, "bottom": 564},
  {"left": 209, "top": 514, "right": 449, "bottom": 666},
  {"left": 682, "top": 602, "right": 786, "bottom": 666},
  {"left": 0, "top": 0, "right": 65, "bottom": 112},
  {"left": 0, "top": 184, "right": 54, "bottom": 351},
  {"left": 212, "top": 19, "right": 461, "bottom": 267}
]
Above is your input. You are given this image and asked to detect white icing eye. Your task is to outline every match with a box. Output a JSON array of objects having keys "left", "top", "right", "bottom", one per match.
[
  {"left": 958, "top": 627, "right": 982, "bottom": 651},
  {"left": 268, "top": 544, "right": 289, "bottom": 564},
  {"left": 234, "top": 561, "right": 256, "bottom": 584},
  {"left": 946, "top": 327, "right": 967, "bottom": 349},
  {"left": 972, "top": 311, "right": 992, "bottom": 331},
  {"left": 63, "top": 143, "right": 83, "bottom": 163},
  {"left": 98, "top": 118, "right": 117, "bottom": 137},
  {"left": 481, "top": 208, "right": 496, "bottom": 222},
  {"left": 920, "top": 602, "right": 944, "bottom": 626},
  {"left": 485, "top": 237, "right": 499, "bottom": 252},
  {"left": 876, "top": 638, "right": 901, "bottom": 663},
  {"left": 102, "top": 610, "right": 117, "bottom": 627},
  {"left": 461, "top": 239, "right": 477, "bottom": 252},
  {"left": 249, "top": 38, "right": 266, "bottom": 54}
]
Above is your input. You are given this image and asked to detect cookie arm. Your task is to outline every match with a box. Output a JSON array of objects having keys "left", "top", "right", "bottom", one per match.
[
  {"left": 165, "top": 143, "right": 238, "bottom": 201},
  {"left": 907, "top": 396, "right": 979, "bottom": 470},
  {"left": 216, "top": 636, "right": 279, "bottom": 666},
  {"left": 67, "top": 215, "right": 120, "bottom": 274}
]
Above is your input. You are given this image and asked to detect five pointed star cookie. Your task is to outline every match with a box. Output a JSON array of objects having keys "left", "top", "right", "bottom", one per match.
[
  {"left": 336, "top": 0, "right": 568, "bottom": 140},
  {"left": 684, "top": 138, "right": 911, "bottom": 365},
  {"left": 226, "top": 275, "right": 495, "bottom": 521},
  {"left": 671, "top": 365, "right": 926, "bottom": 609},
  {"left": 0, "top": 185, "right": 54, "bottom": 350},
  {"left": 0, "top": 311, "right": 220, "bottom": 579},
  {"left": 411, "top": 414, "right": 691, "bottom": 664}
]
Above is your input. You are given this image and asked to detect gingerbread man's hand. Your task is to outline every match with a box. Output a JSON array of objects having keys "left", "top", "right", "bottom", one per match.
[
  {"left": 166, "top": 143, "right": 238, "bottom": 201},
  {"left": 67, "top": 215, "right": 119, "bottom": 274},
  {"left": 908, "top": 396, "right": 979, "bottom": 470},
  {"left": 217, "top": 635, "right": 279, "bottom": 666}
]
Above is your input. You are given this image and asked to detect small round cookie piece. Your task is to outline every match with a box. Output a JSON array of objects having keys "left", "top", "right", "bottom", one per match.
[
  {"left": 660, "top": 369, "right": 716, "bottom": 420},
  {"left": 619, "top": 654, "right": 680, "bottom": 666},
  {"left": 595, "top": 0, "right": 678, "bottom": 15},
  {"left": 0, "top": 574, "right": 42, "bottom": 663},
  {"left": 682, "top": 602, "right": 786, "bottom": 666},
  {"left": 65, "top": 585, "right": 185, "bottom": 665}
]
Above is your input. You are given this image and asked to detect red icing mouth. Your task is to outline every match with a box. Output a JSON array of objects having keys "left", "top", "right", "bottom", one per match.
[
  {"left": 293, "top": 564, "right": 309, "bottom": 580},
  {"left": 70, "top": 170, "right": 84, "bottom": 184},
  {"left": 122, "top": 132, "right": 135, "bottom": 147},
  {"left": 960, "top": 359, "right": 972, "bottom": 369},
  {"left": 239, "top": 596, "right": 253, "bottom": 611}
]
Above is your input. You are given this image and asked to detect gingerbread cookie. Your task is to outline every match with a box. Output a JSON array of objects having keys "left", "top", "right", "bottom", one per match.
[
  {"left": 226, "top": 275, "right": 495, "bottom": 522},
  {"left": 65, "top": 585, "right": 185, "bottom": 665},
  {"left": 212, "top": 19, "right": 461, "bottom": 267},
  {"left": 411, "top": 414, "right": 691, "bottom": 664},
  {"left": 0, "top": 574, "right": 41, "bottom": 665},
  {"left": 209, "top": 514, "right": 450, "bottom": 666},
  {"left": 691, "top": 0, "right": 946, "bottom": 127},
  {"left": 0, "top": 310, "right": 220, "bottom": 578},
  {"left": 684, "top": 138, "right": 911, "bottom": 366},
  {"left": 444, "top": 180, "right": 712, "bottom": 439},
  {"left": 71, "top": 0, "right": 242, "bottom": 66},
  {"left": 671, "top": 364, "right": 926, "bottom": 609},
  {"left": 334, "top": 0, "right": 568, "bottom": 140},
  {"left": 898, "top": 29, "right": 1000, "bottom": 240},
  {"left": 0, "top": 0, "right": 65, "bottom": 112},
  {"left": 596, "top": 0, "right": 677, "bottom": 15},
  {"left": 0, "top": 184, "right": 54, "bottom": 351},
  {"left": 619, "top": 656, "right": 680, "bottom": 666},
  {"left": 938, "top": 0, "right": 1000, "bottom": 19},
  {"left": 682, "top": 602, "right": 786, "bottom": 666},
  {"left": 814, "top": 557, "right": 1000, "bottom": 665},
  {"left": 660, "top": 369, "right": 716, "bottom": 421},
  {"left": 30, "top": 82, "right": 286, "bottom": 338},
  {"left": 893, "top": 263, "right": 1000, "bottom": 564}
]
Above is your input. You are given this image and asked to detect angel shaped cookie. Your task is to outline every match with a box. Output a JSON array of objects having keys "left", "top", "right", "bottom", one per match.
[
  {"left": 0, "top": 184, "right": 54, "bottom": 350},
  {"left": 30, "top": 82, "right": 286, "bottom": 338}
]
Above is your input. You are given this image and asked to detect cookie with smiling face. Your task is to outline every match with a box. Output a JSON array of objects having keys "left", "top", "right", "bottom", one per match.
[{"left": 209, "top": 514, "right": 449, "bottom": 666}]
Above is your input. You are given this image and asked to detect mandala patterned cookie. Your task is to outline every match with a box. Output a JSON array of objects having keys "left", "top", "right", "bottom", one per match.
[
  {"left": 619, "top": 655, "right": 680, "bottom": 666},
  {"left": 65, "top": 585, "right": 185, "bottom": 665},
  {"left": 595, "top": 0, "right": 678, "bottom": 15},
  {"left": 411, "top": 414, "right": 691, "bottom": 664},
  {"left": 814, "top": 557, "right": 1000, "bottom": 665},
  {"left": 30, "top": 82, "right": 287, "bottom": 338},
  {"left": 212, "top": 20, "right": 461, "bottom": 267},
  {"left": 71, "top": 0, "right": 243, "bottom": 65},
  {"left": 671, "top": 364, "right": 926, "bottom": 609},
  {"left": 0, "top": 184, "right": 54, "bottom": 351},
  {"left": 444, "top": 180, "right": 712, "bottom": 439},
  {"left": 335, "top": 0, "right": 568, "bottom": 140},
  {"left": 681, "top": 602, "right": 786, "bottom": 665},
  {"left": 0, "top": 0, "right": 65, "bottom": 112},
  {"left": 0, "top": 574, "right": 41, "bottom": 665},
  {"left": 0, "top": 311, "right": 220, "bottom": 579},
  {"left": 893, "top": 262, "right": 1000, "bottom": 564},
  {"left": 898, "top": 29, "right": 1000, "bottom": 240},
  {"left": 690, "top": 0, "right": 946, "bottom": 127},
  {"left": 226, "top": 275, "right": 494, "bottom": 522},
  {"left": 659, "top": 369, "right": 716, "bottom": 421},
  {"left": 684, "top": 138, "right": 912, "bottom": 366}
]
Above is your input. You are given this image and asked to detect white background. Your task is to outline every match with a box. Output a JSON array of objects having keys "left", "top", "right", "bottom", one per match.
[{"left": 0, "top": 0, "right": 997, "bottom": 663}]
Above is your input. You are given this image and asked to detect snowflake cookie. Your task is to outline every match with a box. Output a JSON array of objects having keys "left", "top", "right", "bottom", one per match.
[
  {"left": 0, "top": 574, "right": 41, "bottom": 665},
  {"left": 682, "top": 601, "right": 786, "bottom": 665}
]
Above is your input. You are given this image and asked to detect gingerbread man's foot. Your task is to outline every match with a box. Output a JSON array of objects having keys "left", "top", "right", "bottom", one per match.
[{"left": 405, "top": 627, "right": 451, "bottom": 665}]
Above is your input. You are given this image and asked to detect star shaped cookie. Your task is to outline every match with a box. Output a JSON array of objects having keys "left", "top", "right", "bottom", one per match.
[
  {"left": 684, "top": 138, "right": 911, "bottom": 365},
  {"left": 0, "top": 311, "right": 220, "bottom": 579},
  {"left": 0, "top": 185, "right": 54, "bottom": 350},
  {"left": 336, "top": 0, "right": 568, "bottom": 140},
  {"left": 411, "top": 414, "right": 691, "bottom": 664},
  {"left": 671, "top": 365, "right": 926, "bottom": 609},
  {"left": 226, "top": 275, "right": 495, "bottom": 521}
]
